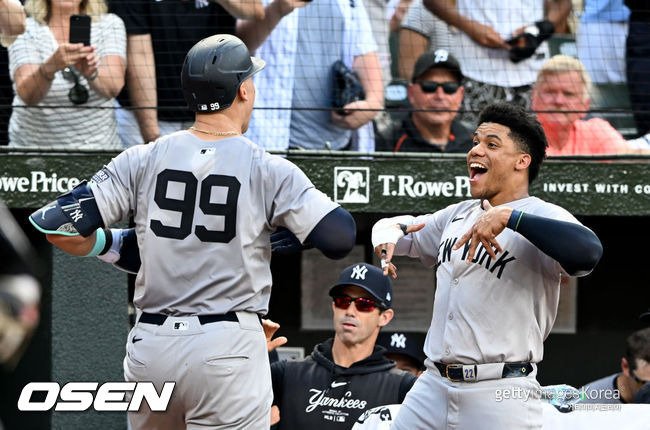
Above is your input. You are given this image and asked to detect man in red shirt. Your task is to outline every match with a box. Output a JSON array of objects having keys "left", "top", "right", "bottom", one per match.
[{"left": 531, "top": 55, "right": 649, "bottom": 155}]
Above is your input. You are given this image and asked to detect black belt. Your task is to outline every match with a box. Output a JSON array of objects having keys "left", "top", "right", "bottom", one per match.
[
  {"left": 139, "top": 312, "right": 239, "bottom": 325},
  {"left": 434, "top": 362, "right": 533, "bottom": 382}
]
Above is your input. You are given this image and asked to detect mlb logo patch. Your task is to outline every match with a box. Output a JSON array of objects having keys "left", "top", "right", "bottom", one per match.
[{"left": 173, "top": 321, "right": 189, "bottom": 331}]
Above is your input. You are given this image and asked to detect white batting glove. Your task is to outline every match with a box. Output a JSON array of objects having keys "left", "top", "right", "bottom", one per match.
[{"left": 371, "top": 215, "right": 416, "bottom": 248}]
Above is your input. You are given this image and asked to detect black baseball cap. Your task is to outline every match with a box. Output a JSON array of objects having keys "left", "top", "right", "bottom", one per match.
[
  {"left": 376, "top": 331, "right": 425, "bottom": 369},
  {"left": 329, "top": 263, "right": 393, "bottom": 309},
  {"left": 412, "top": 49, "right": 463, "bottom": 83}
]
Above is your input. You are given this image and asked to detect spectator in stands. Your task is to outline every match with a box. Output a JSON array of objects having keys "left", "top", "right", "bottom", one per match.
[
  {"left": 423, "top": 0, "right": 571, "bottom": 124},
  {"left": 237, "top": 0, "right": 383, "bottom": 152},
  {"left": 362, "top": 0, "right": 394, "bottom": 86},
  {"left": 375, "top": 49, "right": 472, "bottom": 153},
  {"left": 0, "top": 0, "right": 26, "bottom": 146},
  {"left": 625, "top": 0, "right": 650, "bottom": 138},
  {"left": 580, "top": 327, "right": 650, "bottom": 404},
  {"left": 577, "top": 0, "right": 630, "bottom": 85},
  {"left": 397, "top": 0, "right": 453, "bottom": 81},
  {"left": 531, "top": 55, "right": 650, "bottom": 155},
  {"left": 376, "top": 331, "right": 425, "bottom": 376},
  {"left": 8, "top": 0, "right": 125, "bottom": 149},
  {"left": 109, "top": 0, "right": 264, "bottom": 147}
]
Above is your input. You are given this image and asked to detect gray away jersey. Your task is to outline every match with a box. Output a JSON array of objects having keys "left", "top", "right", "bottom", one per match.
[
  {"left": 393, "top": 197, "right": 586, "bottom": 364},
  {"left": 90, "top": 131, "right": 338, "bottom": 315}
]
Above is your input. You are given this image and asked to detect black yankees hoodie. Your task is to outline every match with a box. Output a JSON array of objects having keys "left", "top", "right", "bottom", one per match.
[{"left": 270, "top": 338, "right": 417, "bottom": 429}]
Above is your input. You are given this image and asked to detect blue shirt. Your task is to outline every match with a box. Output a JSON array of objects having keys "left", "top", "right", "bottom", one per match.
[{"left": 581, "top": 0, "right": 630, "bottom": 23}]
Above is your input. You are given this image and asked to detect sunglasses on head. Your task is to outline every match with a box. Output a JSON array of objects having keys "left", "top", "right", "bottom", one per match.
[
  {"left": 333, "top": 294, "right": 384, "bottom": 312},
  {"left": 417, "top": 81, "right": 460, "bottom": 95},
  {"left": 62, "top": 67, "right": 89, "bottom": 105}
]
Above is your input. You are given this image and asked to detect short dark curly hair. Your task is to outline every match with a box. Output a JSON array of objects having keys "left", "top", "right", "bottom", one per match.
[
  {"left": 477, "top": 103, "right": 548, "bottom": 184},
  {"left": 625, "top": 327, "right": 650, "bottom": 369}
]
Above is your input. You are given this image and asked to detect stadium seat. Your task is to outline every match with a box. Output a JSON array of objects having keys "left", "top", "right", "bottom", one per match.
[{"left": 587, "top": 83, "right": 638, "bottom": 138}]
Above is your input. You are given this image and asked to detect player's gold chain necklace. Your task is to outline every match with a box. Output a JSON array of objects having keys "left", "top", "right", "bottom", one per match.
[{"left": 190, "top": 126, "right": 239, "bottom": 136}]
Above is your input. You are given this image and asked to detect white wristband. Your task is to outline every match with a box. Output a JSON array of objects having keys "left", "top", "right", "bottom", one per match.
[
  {"left": 371, "top": 215, "right": 415, "bottom": 248},
  {"left": 97, "top": 229, "right": 124, "bottom": 263}
]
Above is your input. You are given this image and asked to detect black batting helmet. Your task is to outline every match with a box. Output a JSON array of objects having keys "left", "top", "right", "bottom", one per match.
[{"left": 181, "top": 34, "right": 265, "bottom": 113}]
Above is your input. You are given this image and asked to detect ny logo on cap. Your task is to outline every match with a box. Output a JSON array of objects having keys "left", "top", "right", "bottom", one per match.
[
  {"left": 434, "top": 49, "right": 449, "bottom": 63},
  {"left": 390, "top": 333, "right": 407, "bottom": 349},
  {"left": 351, "top": 264, "right": 368, "bottom": 280}
]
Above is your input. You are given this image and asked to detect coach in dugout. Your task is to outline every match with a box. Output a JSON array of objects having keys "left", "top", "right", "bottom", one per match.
[{"left": 270, "top": 263, "right": 416, "bottom": 429}]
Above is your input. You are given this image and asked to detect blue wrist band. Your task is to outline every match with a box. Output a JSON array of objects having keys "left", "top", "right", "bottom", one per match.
[{"left": 507, "top": 209, "right": 525, "bottom": 232}]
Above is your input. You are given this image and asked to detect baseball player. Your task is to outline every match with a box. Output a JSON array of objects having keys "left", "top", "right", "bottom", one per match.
[
  {"left": 372, "top": 102, "right": 603, "bottom": 429},
  {"left": 28, "top": 34, "right": 356, "bottom": 429}
]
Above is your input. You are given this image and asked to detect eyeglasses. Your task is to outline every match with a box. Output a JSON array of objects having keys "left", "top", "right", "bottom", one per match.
[
  {"left": 417, "top": 81, "right": 460, "bottom": 95},
  {"left": 62, "top": 67, "right": 89, "bottom": 105},
  {"left": 333, "top": 295, "right": 384, "bottom": 312}
]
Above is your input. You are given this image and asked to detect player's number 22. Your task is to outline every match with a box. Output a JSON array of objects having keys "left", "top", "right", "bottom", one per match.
[{"left": 150, "top": 169, "right": 241, "bottom": 243}]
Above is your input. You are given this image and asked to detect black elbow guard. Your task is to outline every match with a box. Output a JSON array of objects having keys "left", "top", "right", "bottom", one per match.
[{"left": 29, "top": 181, "right": 104, "bottom": 237}]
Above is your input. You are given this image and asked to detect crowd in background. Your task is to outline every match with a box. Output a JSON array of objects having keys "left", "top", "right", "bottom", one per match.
[{"left": 0, "top": 0, "right": 649, "bottom": 154}]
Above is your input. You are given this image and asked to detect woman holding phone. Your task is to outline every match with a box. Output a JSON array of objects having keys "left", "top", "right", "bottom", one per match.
[{"left": 8, "top": 0, "right": 126, "bottom": 149}]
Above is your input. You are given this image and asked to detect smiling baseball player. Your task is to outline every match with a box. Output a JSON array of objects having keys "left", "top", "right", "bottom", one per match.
[
  {"left": 28, "top": 35, "right": 355, "bottom": 429},
  {"left": 372, "top": 103, "right": 603, "bottom": 429}
]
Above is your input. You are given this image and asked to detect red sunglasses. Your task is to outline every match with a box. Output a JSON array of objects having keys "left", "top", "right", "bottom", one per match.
[{"left": 333, "top": 295, "right": 384, "bottom": 312}]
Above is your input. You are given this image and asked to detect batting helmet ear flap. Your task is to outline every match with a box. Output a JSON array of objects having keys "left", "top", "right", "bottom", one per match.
[{"left": 181, "top": 34, "right": 266, "bottom": 113}]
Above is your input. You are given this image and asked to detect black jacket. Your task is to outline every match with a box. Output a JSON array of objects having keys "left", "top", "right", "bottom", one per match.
[
  {"left": 271, "top": 338, "right": 417, "bottom": 429},
  {"left": 375, "top": 113, "right": 473, "bottom": 153}
]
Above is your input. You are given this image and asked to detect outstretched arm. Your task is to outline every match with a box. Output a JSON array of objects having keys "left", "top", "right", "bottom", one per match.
[
  {"left": 271, "top": 207, "right": 356, "bottom": 259},
  {"left": 100, "top": 208, "right": 356, "bottom": 272},
  {"left": 305, "top": 207, "right": 356, "bottom": 259},
  {"left": 453, "top": 200, "right": 603, "bottom": 276}
]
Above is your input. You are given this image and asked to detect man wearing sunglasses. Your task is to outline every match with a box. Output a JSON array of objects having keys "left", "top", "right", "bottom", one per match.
[
  {"left": 375, "top": 49, "right": 473, "bottom": 153},
  {"left": 580, "top": 327, "right": 650, "bottom": 404},
  {"left": 269, "top": 263, "right": 417, "bottom": 429}
]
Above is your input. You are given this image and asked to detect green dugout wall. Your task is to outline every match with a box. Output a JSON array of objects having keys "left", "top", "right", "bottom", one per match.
[{"left": 1, "top": 150, "right": 650, "bottom": 429}]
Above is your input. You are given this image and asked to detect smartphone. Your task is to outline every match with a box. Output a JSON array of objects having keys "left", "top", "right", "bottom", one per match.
[{"left": 69, "top": 14, "right": 91, "bottom": 46}]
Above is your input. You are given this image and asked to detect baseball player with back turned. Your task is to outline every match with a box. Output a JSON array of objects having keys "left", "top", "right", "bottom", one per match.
[
  {"left": 28, "top": 34, "right": 356, "bottom": 429},
  {"left": 372, "top": 102, "right": 603, "bottom": 429}
]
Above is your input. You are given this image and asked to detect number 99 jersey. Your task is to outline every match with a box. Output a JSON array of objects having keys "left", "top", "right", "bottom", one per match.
[{"left": 89, "top": 131, "right": 338, "bottom": 316}]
